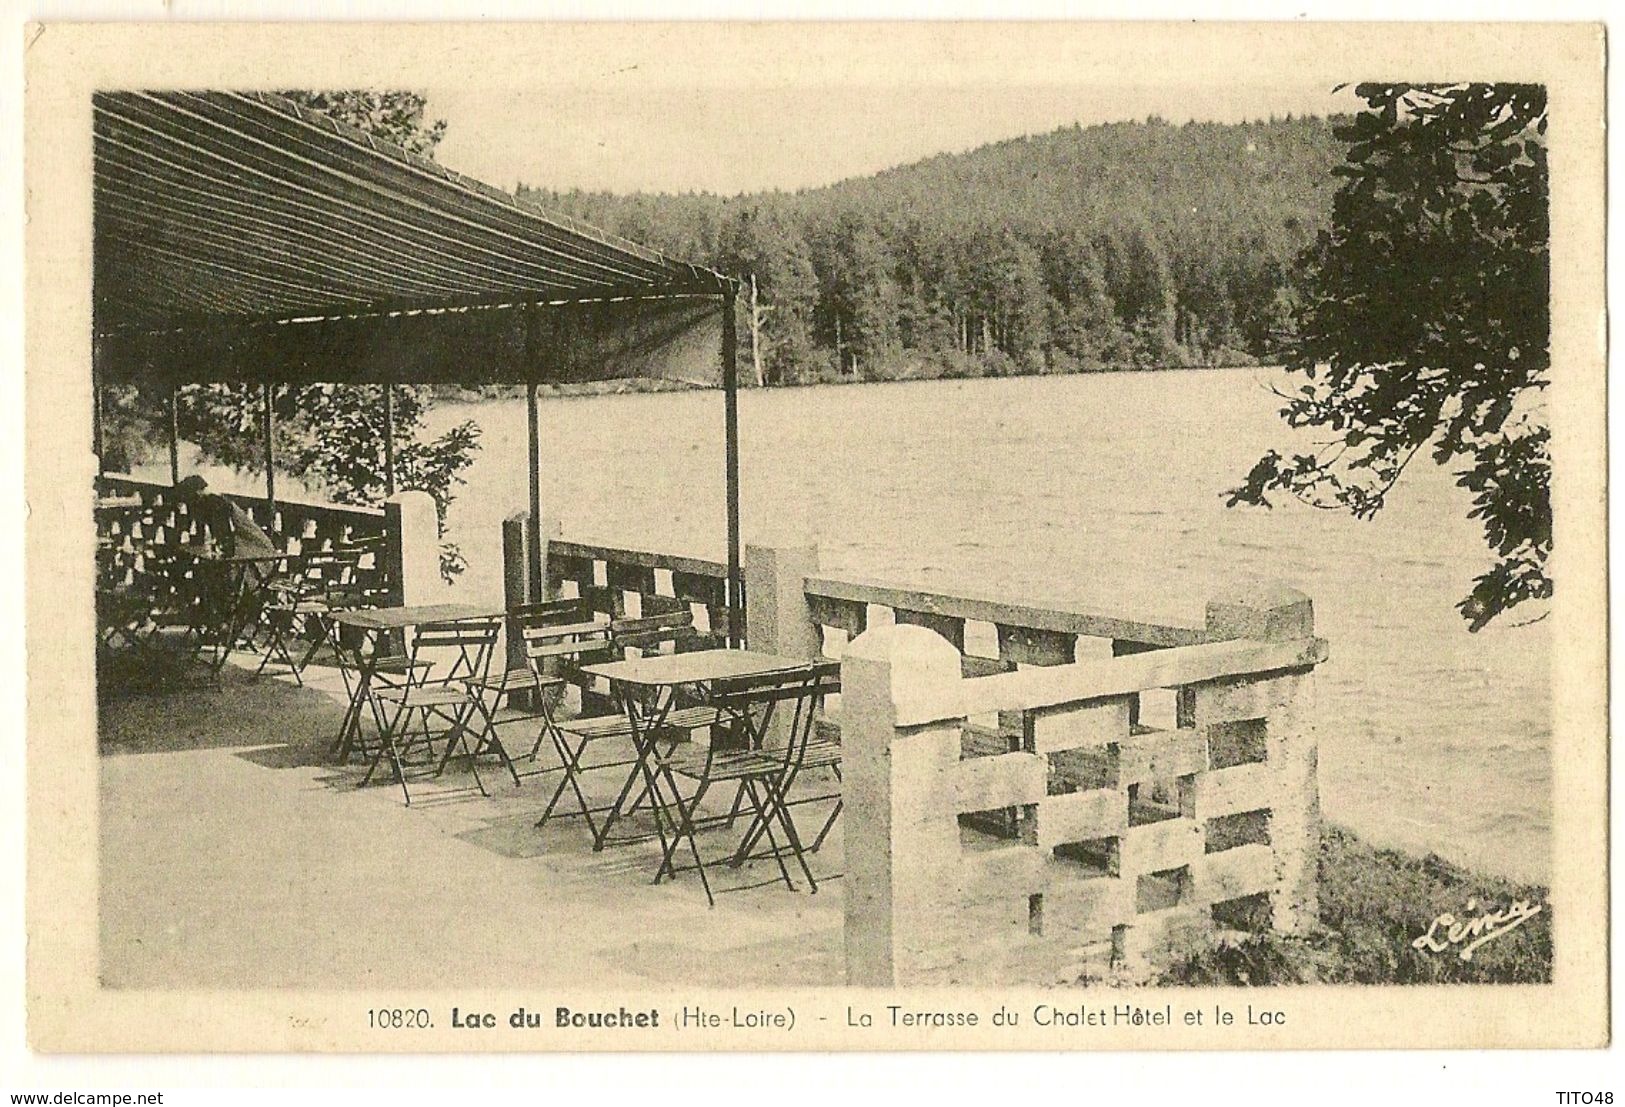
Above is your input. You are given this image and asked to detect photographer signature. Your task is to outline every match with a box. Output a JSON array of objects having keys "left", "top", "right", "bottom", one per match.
[{"left": 1411, "top": 898, "right": 1544, "bottom": 961}]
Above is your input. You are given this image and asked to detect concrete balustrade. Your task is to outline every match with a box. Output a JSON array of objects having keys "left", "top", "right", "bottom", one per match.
[
  {"left": 497, "top": 531, "right": 1325, "bottom": 983},
  {"left": 842, "top": 624, "right": 966, "bottom": 985},
  {"left": 834, "top": 578, "right": 1325, "bottom": 986},
  {"left": 541, "top": 536, "right": 733, "bottom": 639}
]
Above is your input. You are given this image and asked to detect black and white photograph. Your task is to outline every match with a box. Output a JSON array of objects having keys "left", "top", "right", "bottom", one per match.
[{"left": 16, "top": 17, "right": 1609, "bottom": 1065}]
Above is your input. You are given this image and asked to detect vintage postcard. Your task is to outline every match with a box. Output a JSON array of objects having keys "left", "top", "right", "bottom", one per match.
[{"left": 22, "top": 20, "right": 1607, "bottom": 1053}]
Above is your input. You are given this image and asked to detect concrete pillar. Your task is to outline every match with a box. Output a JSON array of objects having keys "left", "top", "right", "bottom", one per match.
[
  {"left": 1204, "top": 583, "right": 1320, "bottom": 934},
  {"left": 502, "top": 508, "right": 566, "bottom": 606},
  {"left": 501, "top": 509, "right": 562, "bottom": 702},
  {"left": 502, "top": 512, "right": 534, "bottom": 614},
  {"left": 383, "top": 490, "right": 442, "bottom": 607},
  {"left": 743, "top": 540, "right": 821, "bottom": 658},
  {"left": 1205, "top": 583, "right": 1314, "bottom": 643},
  {"left": 1265, "top": 675, "right": 1320, "bottom": 935},
  {"left": 842, "top": 624, "right": 964, "bottom": 986}
]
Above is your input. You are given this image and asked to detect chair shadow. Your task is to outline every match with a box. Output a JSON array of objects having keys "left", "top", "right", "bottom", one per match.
[
  {"left": 234, "top": 739, "right": 343, "bottom": 770},
  {"left": 453, "top": 810, "right": 564, "bottom": 861}
]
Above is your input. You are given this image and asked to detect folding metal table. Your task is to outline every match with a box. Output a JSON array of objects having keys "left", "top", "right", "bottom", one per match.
[
  {"left": 328, "top": 603, "right": 504, "bottom": 763},
  {"left": 191, "top": 550, "right": 294, "bottom": 675},
  {"left": 577, "top": 649, "right": 806, "bottom": 860}
]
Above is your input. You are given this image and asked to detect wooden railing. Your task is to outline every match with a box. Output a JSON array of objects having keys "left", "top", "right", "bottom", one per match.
[
  {"left": 543, "top": 538, "right": 739, "bottom": 645},
  {"left": 95, "top": 473, "right": 395, "bottom": 597}
]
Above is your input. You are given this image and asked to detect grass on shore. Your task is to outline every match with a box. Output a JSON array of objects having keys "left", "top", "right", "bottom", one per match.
[{"left": 1155, "top": 824, "right": 1551, "bottom": 986}]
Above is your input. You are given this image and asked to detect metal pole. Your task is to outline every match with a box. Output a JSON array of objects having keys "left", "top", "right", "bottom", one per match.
[
  {"left": 722, "top": 284, "right": 742, "bottom": 647},
  {"left": 91, "top": 338, "right": 105, "bottom": 475},
  {"left": 527, "top": 379, "right": 542, "bottom": 600},
  {"left": 168, "top": 386, "right": 181, "bottom": 484},
  {"left": 525, "top": 304, "right": 544, "bottom": 599},
  {"left": 262, "top": 380, "right": 275, "bottom": 508},
  {"left": 382, "top": 381, "right": 396, "bottom": 497}
]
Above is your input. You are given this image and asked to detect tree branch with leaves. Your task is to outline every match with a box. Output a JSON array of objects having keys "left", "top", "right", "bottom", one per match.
[{"left": 1227, "top": 83, "right": 1550, "bottom": 630}]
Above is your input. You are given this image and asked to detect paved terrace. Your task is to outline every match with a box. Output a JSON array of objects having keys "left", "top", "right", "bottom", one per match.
[{"left": 98, "top": 653, "right": 1086, "bottom": 991}]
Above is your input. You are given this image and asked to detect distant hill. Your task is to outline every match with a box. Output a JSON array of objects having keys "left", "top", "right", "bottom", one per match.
[{"left": 520, "top": 114, "right": 1348, "bottom": 385}]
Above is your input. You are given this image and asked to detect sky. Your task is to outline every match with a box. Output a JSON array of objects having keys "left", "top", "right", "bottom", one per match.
[{"left": 425, "top": 81, "right": 1357, "bottom": 197}]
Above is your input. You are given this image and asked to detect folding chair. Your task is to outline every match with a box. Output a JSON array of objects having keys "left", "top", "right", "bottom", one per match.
[
  {"left": 610, "top": 603, "right": 719, "bottom": 654},
  {"left": 96, "top": 586, "right": 149, "bottom": 654},
  {"left": 133, "top": 546, "right": 216, "bottom": 679},
  {"left": 97, "top": 543, "right": 159, "bottom": 655},
  {"left": 326, "top": 535, "right": 388, "bottom": 606},
  {"left": 462, "top": 599, "right": 598, "bottom": 764},
  {"left": 327, "top": 613, "right": 431, "bottom": 765},
  {"left": 191, "top": 552, "right": 293, "bottom": 674},
  {"left": 648, "top": 661, "right": 840, "bottom": 906},
  {"left": 254, "top": 549, "right": 363, "bottom": 683},
  {"left": 536, "top": 607, "right": 719, "bottom": 844},
  {"left": 313, "top": 541, "right": 405, "bottom": 758},
  {"left": 738, "top": 705, "right": 844, "bottom": 859},
  {"left": 361, "top": 617, "right": 518, "bottom": 805}
]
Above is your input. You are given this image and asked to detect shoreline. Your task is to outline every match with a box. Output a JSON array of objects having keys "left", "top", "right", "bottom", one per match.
[{"left": 431, "top": 361, "right": 1273, "bottom": 405}]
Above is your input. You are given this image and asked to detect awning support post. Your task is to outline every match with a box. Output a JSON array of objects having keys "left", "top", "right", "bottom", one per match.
[
  {"left": 526, "top": 380, "right": 542, "bottom": 599},
  {"left": 723, "top": 283, "right": 743, "bottom": 647},
  {"left": 262, "top": 380, "right": 276, "bottom": 509},
  {"left": 383, "top": 381, "right": 396, "bottom": 498},
  {"left": 91, "top": 343, "right": 104, "bottom": 476},
  {"left": 168, "top": 386, "right": 181, "bottom": 484},
  {"left": 525, "top": 305, "right": 545, "bottom": 599}
]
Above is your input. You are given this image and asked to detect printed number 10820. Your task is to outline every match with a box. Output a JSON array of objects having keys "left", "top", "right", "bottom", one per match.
[{"left": 369, "top": 1008, "right": 433, "bottom": 1029}]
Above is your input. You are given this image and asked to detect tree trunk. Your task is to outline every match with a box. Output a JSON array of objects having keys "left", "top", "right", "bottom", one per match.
[{"left": 748, "top": 274, "right": 766, "bottom": 387}]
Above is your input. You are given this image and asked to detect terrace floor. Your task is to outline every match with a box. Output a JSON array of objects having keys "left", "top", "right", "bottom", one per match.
[{"left": 98, "top": 650, "right": 1087, "bottom": 991}]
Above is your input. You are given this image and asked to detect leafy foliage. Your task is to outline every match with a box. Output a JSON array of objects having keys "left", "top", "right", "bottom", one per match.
[
  {"left": 275, "top": 89, "right": 447, "bottom": 158},
  {"left": 96, "top": 383, "right": 170, "bottom": 474},
  {"left": 173, "top": 382, "right": 480, "bottom": 580},
  {"left": 523, "top": 114, "right": 1344, "bottom": 384},
  {"left": 1227, "top": 84, "right": 1550, "bottom": 629}
]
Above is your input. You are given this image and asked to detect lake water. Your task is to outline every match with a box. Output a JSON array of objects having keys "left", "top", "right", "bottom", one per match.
[{"left": 416, "top": 369, "right": 1549, "bottom": 883}]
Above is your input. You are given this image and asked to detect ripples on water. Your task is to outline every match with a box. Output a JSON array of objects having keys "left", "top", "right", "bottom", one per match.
[{"left": 423, "top": 368, "right": 1550, "bottom": 883}]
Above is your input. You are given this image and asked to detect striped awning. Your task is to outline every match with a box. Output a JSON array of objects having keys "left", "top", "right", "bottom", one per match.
[{"left": 93, "top": 89, "right": 731, "bottom": 385}]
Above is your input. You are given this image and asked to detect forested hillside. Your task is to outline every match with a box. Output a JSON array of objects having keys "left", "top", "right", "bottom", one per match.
[{"left": 521, "top": 114, "right": 1347, "bottom": 385}]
